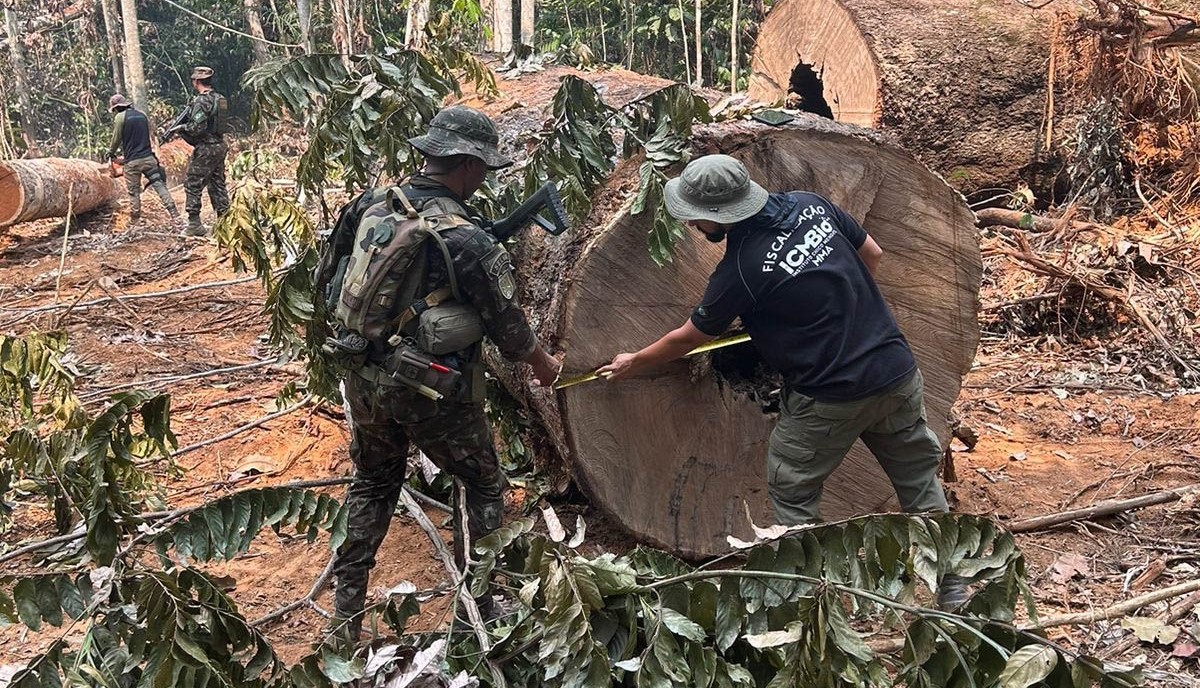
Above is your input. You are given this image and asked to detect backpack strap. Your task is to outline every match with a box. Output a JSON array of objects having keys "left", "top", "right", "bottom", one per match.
[{"left": 391, "top": 203, "right": 476, "bottom": 334}]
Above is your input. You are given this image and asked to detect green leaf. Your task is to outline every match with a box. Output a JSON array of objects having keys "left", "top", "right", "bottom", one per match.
[
  {"left": 998, "top": 645, "right": 1058, "bottom": 688},
  {"left": 319, "top": 649, "right": 363, "bottom": 684},
  {"left": 659, "top": 607, "right": 707, "bottom": 642},
  {"left": 14, "top": 578, "right": 42, "bottom": 631}
]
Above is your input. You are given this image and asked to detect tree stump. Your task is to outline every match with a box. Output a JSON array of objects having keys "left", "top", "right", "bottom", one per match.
[
  {"left": 480, "top": 70, "right": 980, "bottom": 557},
  {"left": 747, "top": 0, "right": 1063, "bottom": 195}
]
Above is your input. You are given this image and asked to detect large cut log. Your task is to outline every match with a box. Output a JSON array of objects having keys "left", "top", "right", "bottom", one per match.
[
  {"left": 747, "top": 0, "right": 1064, "bottom": 195},
  {"left": 469, "top": 69, "right": 979, "bottom": 558},
  {"left": 0, "top": 158, "right": 122, "bottom": 226}
]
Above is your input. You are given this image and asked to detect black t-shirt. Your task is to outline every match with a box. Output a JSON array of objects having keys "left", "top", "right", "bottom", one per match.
[{"left": 690, "top": 192, "right": 915, "bottom": 402}]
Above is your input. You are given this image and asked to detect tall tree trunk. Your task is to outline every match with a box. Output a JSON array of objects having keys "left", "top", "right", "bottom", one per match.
[
  {"left": 118, "top": 0, "right": 147, "bottom": 108},
  {"left": 243, "top": 0, "right": 271, "bottom": 64},
  {"left": 295, "top": 0, "right": 313, "bottom": 52},
  {"left": 331, "top": 0, "right": 353, "bottom": 66},
  {"left": 677, "top": 0, "right": 689, "bottom": 84},
  {"left": 729, "top": 0, "right": 738, "bottom": 93},
  {"left": 693, "top": 0, "right": 701, "bottom": 85},
  {"left": 519, "top": 0, "right": 533, "bottom": 47},
  {"left": 490, "top": 0, "right": 513, "bottom": 52},
  {"left": 3, "top": 1, "right": 39, "bottom": 155},
  {"left": 98, "top": 0, "right": 126, "bottom": 93},
  {"left": 404, "top": 0, "right": 430, "bottom": 50}
]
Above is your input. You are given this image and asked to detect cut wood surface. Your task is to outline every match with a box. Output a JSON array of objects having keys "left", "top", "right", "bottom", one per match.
[
  {"left": 470, "top": 68, "right": 981, "bottom": 558},
  {"left": 747, "top": 0, "right": 1065, "bottom": 194},
  {"left": 0, "top": 158, "right": 122, "bottom": 227}
]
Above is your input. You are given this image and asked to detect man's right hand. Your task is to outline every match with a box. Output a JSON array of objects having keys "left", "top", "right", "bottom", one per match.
[{"left": 525, "top": 347, "right": 561, "bottom": 387}]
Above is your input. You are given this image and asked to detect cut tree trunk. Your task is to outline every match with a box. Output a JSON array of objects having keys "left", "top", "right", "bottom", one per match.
[
  {"left": 747, "top": 0, "right": 1066, "bottom": 195},
  {"left": 469, "top": 67, "right": 980, "bottom": 558},
  {"left": 0, "top": 158, "right": 122, "bottom": 226}
]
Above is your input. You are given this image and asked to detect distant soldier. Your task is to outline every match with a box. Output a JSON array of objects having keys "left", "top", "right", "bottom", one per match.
[
  {"left": 106, "top": 94, "right": 179, "bottom": 225},
  {"left": 165, "top": 66, "right": 230, "bottom": 236}
]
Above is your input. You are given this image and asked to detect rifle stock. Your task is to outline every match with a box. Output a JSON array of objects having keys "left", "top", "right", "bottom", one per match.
[{"left": 488, "top": 182, "right": 570, "bottom": 243}]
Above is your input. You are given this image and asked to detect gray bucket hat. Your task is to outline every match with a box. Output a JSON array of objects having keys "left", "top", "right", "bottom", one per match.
[
  {"left": 409, "top": 106, "right": 513, "bottom": 170},
  {"left": 664, "top": 154, "right": 769, "bottom": 224}
]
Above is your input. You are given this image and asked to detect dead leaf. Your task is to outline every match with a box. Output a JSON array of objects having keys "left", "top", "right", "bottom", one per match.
[
  {"left": 1121, "top": 617, "right": 1181, "bottom": 645},
  {"left": 1171, "top": 639, "right": 1199, "bottom": 659},
  {"left": 541, "top": 505, "right": 566, "bottom": 543},
  {"left": 1049, "top": 553, "right": 1090, "bottom": 585}
]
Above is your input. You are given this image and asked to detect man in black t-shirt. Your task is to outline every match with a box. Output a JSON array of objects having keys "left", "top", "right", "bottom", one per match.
[{"left": 597, "top": 154, "right": 948, "bottom": 526}]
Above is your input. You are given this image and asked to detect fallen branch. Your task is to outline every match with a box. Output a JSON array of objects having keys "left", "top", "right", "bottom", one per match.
[
  {"left": 976, "top": 207, "right": 1113, "bottom": 235},
  {"left": 173, "top": 396, "right": 314, "bottom": 459},
  {"left": 1, "top": 275, "right": 259, "bottom": 326},
  {"left": 252, "top": 555, "right": 336, "bottom": 627},
  {"left": 1025, "top": 579, "right": 1200, "bottom": 630},
  {"left": 1099, "top": 589, "right": 1200, "bottom": 659},
  {"left": 398, "top": 487, "right": 507, "bottom": 688},
  {"left": 78, "top": 359, "right": 281, "bottom": 401},
  {"left": 1008, "top": 485, "right": 1196, "bottom": 532}
]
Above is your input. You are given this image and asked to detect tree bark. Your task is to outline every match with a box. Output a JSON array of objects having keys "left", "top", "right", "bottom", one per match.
[
  {"left": 404, "top": 0, "right": 430, "bottom": 50},
  {"left": 747, "top": 0, "right": 1066, "bottom": 196},
  {"left": 693, "top": 0, "right": 701, "bottom": 85},
  {"left": 470, "top": 67, "right": 981, "bottom": 558},
  {"left": 98, "top": 0, "right": 126, "bottom": 93},
  {"left": 489, "top": 0, "right": 513, "bottom": 53},
  {"left": 3, "top": 1, "right": 40, "bottom": 155},
  {"left": 519, "top": 0, "right": 533, "bottom": 47},
  {"left": 0, "top": 158, "right": 122, "bottom": 227},
  {"left": 118, "top": 0, "right": 147, "bottom": 108},
  {"left": 295, "top": 0, "right": 313, "bottom": 52},
  {"left": 243, "top": 0, "right": 271, "bottom": 64}
]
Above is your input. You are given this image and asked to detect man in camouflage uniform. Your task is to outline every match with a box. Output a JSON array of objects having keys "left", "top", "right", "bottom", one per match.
[
  {"left": 106, "top": 94, "right": 180, "bottom": 225},
  {"left": 324, "top": 106, "right": 560, "bottom": 639},
  {"left": 169, "top": 66, "right": 230, "bottom": 236}
]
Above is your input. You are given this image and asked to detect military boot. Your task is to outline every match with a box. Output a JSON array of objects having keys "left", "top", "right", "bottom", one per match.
[{"left": 185, "top": 216, "right": 205, "bottom": 236}]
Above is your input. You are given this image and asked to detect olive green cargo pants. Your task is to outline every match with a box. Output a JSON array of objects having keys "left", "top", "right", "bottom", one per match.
[{"left": 767, "top": 369, "right": 948, "bottom": 524}]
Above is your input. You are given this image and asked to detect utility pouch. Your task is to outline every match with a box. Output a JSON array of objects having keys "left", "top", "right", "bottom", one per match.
[
  {"left": 417, "top": 303, "right": 485, "bottom": 355},
  {"left": 385, "top": 344, "right": 462, "bottom": 400},
  {"left": 321, "top": 330, "right": 369, "bottom": 369}
]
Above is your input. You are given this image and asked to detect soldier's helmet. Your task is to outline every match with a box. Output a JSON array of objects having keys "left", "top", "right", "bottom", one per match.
[
  {"left": 190, "top": 66, "right": 214, "bottom": 80},
  {"left": 108, "top": 94, "right": 132, "bottom": 112},
  {"left": 408, "top": 106, "right": 512, "bottom": 170}
]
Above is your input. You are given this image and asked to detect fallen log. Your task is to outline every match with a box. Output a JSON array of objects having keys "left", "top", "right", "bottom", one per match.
[
  {"left": 1007, "top": 485, "right": 1196, "bottom": 533},
  {"left": 0, "top": 157, "right": 122, "bottom": 226},
  {"left": 746, "top": 0, "right": 1069, "bottom": 195},
  {"left": 474, "top": 69, "right": 981, "bottom": 558}
]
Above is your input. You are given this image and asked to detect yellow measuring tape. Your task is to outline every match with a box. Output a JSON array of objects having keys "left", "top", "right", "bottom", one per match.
[{"left": 553, "top": 333, "right": 752, "bottom": 390}]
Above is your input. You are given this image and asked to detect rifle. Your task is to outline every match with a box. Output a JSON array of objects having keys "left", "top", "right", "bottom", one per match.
[
  {"left": 486, "top": 182, "right": 570, "bottom": 243},
  {"left": 158, "top": 107, "right": 190, "bottom": 142}
]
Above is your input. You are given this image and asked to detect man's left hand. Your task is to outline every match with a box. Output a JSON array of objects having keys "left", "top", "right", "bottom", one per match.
[{"left": 596, "top": 353, "right": 638, "bottom": 382}]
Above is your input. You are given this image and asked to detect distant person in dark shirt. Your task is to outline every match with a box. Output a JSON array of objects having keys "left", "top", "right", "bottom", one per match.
[
  {"left": 106, "top": 94, "right": 179, "bottom": 225},
  {"left": 597, "top": 154, "right": 948, "bottom": 525}
]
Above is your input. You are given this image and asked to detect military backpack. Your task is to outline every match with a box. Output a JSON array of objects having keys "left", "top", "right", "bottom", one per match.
[{"left": 328, "top": 187, "right": 484, "bottom": 355}]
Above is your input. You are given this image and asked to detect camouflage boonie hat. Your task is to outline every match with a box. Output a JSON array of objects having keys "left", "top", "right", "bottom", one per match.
[
  {"left": 409, "top": 106, "right": 512, "bottom": 170},
  {"left": 190, "top": 66, "right": 214, "bottom": 80},
  {"left": 108, "top": 94, "right": 132, "bottom": 112}
]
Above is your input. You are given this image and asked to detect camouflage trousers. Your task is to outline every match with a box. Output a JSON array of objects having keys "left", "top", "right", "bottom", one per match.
[
  {"left": 123, "top": 155, "right": 177, "bottom": 218},
  {"left": 332, "top": 367, "right": 505, "bottom": 631},
  {"left": 184, "top": 141, "right": 229, "bottom": 220}
]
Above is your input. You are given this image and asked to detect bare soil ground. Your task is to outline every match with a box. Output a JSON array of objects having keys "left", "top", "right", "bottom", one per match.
[{"left": 1, "top": 190, "right": 1197, "bottom": 681}]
